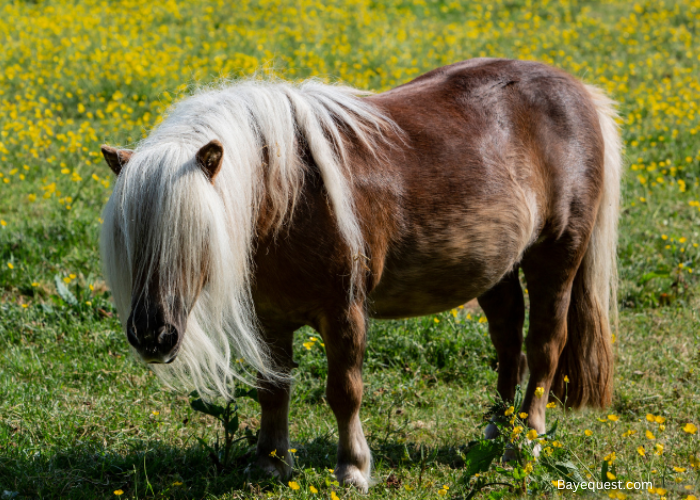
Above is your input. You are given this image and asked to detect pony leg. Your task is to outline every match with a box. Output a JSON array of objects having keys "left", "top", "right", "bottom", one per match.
[
  {"left": 520, "top": 238, "right": 584, "bottom": 436},
  {"left": 254, "top": 328, "right": 296, "bottom": 479},
  {"left": 319, "top": 303, "right": 371, "bottom": 493},
  {"left": 477, "top": 268, "right": 527, "bottom": 439}
]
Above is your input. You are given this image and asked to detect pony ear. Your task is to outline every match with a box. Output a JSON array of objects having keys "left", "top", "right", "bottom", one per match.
[
  {"left": 101, "top": 145, "right": 133, "bottom": 176},
  {"left": 196, "top": 140, "right": 224, "bottom": 181}
]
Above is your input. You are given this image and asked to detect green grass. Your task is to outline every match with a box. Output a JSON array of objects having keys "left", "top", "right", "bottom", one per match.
[
  {"left": 2, "top": 290, "right": 699, "bottom": 498},
  {"left": 2, "top": 0, "right": 700, "bottom": 498},
  {"left": 2, "top": 278, "right": 699, "bottom": 498}
]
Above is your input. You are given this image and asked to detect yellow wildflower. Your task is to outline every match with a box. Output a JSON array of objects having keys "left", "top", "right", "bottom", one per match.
[{"left": 682, "top": 423, "right": 697, "bottom": 434}]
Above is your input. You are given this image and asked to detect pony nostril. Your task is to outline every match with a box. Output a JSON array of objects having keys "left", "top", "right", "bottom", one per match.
[
  {"left": 157, "top": 325, "right": 178, "bottom": 349},
  {"left": 126, "top": 325, "right": 140, "bottom": 347}
]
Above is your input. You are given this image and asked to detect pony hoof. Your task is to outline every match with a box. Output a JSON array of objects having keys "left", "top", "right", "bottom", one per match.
[
  {"left": 484, "top": 422, "right": 500, "bottom": 439},
  {"left": 502, "top": 447, "right": 517, "bottom": 463},
  {"left": 500, "top": 442, "right": 540, "bottom": 463},
  {"left": 250, "top": 457, "right": 292, "bottom": 481},
  {"left": 335, "top": 465, "right": 369, "bottom": 493}
]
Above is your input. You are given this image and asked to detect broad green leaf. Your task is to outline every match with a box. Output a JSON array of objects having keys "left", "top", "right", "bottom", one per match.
[
  {"left": 190, "top": 398, "right": 224, "bottom": 418},
  {"left": 512, "top": 466, "right": 524, "bottom": 480},
  {"left": 54, "top": 275, "right": 77, "bottom": 306},
  {"left": 462, "top": 440, "right": 502, "bottom": 480},
  {"left": 543, "top": 459, "right": 585, "bottom": 484},
  {"left": 600, "top": 460, "right": 609, "bottom": 484},
  {"left": 225, "top": 414, "right": 239, "bottom": 435},
  {"left": 195, "top": 436, "right": 215, "bottom": 454},
  {"left": 234, "top": 387, "right": 259, "bottom": 402},
  {"left": 639, "top": 271, "right": 669, "bottom": 285}
]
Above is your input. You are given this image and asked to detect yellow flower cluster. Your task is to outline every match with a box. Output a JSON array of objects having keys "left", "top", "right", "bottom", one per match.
[
  {"left": 0, "top": 0, "right": 698, "bottom": 222},
  {"left": 302, "top": 335, "right": 324, "bottom": 350}
]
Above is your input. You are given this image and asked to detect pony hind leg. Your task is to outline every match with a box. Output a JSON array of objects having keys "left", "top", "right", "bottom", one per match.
[
  {"left": 477, "top": 268, "right": 528, "bottom": 439},
  {"left": 519, "top": 234, "right": 587, "bottom": 436},
  {"left": 254, "top": 326, "right": 298, "bottom": 480},
  {"left": 318, "top": 302, "right": 371, "bottom": 493}
]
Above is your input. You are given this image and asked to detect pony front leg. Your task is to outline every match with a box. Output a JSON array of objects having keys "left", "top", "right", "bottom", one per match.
[
  {"left": 254, "top": 329, "right": 296, "bottom": 479},
  {"left": 320, "top": 304, "right": 371, "bottom": 493},
  {"left": 255, "top": 377, "right": 293, "bottom": 479},
  {"left": 477, "top": 269, "right": 527, "bottom": 440}
]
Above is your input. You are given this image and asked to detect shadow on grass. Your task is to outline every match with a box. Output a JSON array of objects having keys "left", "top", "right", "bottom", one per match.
[
  {"left": 0, "top": 440, "right": 268, "bottom": 500},
  {"left": 0, "top": 435, "right": 474, "bottom": 499}
]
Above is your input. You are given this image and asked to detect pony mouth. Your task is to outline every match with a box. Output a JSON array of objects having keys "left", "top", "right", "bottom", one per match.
[
  {"left": 144, "top": 348, "right": 179, "bottom": 365},
  {"left": 163, "top": 348, "right": 180, "bottom": 364}
]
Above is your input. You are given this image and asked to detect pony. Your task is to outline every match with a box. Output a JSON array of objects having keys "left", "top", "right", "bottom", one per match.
[{"left": 100, "top": 58, "right": 622, "bottom": 492}]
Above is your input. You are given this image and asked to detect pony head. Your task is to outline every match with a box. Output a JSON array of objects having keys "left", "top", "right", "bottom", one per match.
[
  {"left": 101, "top": 140, "right": 224, "bottom": 365},
  {"left": 100, "top": 130, "right": 272, "bottom": 400}
]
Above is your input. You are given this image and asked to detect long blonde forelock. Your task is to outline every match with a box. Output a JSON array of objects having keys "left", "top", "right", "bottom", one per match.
[{"left": 101, "top": 77, "right": 395, "bottom": 400}]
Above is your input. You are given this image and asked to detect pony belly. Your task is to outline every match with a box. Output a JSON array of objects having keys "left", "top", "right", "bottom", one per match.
[
  {"left": 368, "top": 195, "right": 537, "bottom": 319},
  {"left": 367, "top": 255, "right": 515, "bottom": 319}
]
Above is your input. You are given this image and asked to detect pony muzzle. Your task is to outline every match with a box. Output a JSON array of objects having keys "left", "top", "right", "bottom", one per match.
[{"left": 127, "top": 321, "right": 181, "bottom": 364}]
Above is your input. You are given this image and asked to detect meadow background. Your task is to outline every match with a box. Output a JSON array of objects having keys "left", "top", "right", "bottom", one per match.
[{"left": 1, "top": 0, "right": 699, "bottom": 498}]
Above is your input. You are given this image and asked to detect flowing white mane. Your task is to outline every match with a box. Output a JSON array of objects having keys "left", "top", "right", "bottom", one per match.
[{"left": 100, "top": 79, "right": 395, "bottom": 399}]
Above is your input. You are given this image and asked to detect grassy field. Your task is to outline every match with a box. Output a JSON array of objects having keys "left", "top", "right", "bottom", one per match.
[{"left": 1, "top": 0, "right": 699, "bottom": 498}]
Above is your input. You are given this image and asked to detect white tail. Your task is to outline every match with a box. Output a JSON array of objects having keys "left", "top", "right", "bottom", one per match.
[
  {"left": 584, "top": 84, "right": 622, "bottom": 332},
  {"left": 553, "top": 84, "right": 622, "bottom": 407}
]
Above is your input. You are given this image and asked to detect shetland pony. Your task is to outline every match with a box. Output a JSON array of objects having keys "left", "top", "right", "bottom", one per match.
[{"left": 100, "top": 58, "right": 621, "bottom": 492}]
